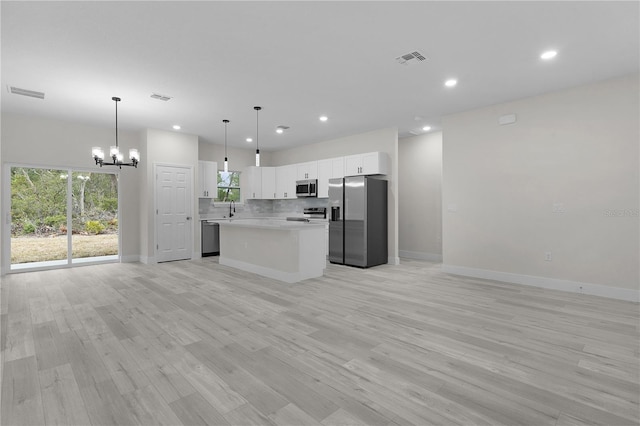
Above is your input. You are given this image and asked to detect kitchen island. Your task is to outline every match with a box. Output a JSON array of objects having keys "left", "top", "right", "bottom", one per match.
[{"left": 218, "top": 219, "right": 327, "bottom": 283}]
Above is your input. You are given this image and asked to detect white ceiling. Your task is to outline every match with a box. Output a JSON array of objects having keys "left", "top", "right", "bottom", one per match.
[{"left": 2, "top": 1, "right": 638, "bottom": 151}]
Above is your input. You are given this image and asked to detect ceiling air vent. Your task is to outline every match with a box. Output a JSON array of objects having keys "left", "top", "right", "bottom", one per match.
[
  {"left": 150, "top": 93, "right": 172, "bottom": 101},
  {"left": 8, "top": 86, "right": 45, "bottom": 99},
  {"left": 396, "top": 51, "right": 427, "bottom": 65}
]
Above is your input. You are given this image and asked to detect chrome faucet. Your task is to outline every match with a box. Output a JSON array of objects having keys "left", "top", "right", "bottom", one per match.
[{"left": 229, "top": 200, "right": 235, "bottom": 218}]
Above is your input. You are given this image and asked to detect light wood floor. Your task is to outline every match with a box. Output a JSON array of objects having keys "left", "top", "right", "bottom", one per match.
[{"left": 1, "top": 258, "right": 638, "bottom": 426}]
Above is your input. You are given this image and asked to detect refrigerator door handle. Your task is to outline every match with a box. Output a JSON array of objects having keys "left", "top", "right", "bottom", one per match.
[{"left": 331, "top": 206, "right": 340, "bottom": 221}]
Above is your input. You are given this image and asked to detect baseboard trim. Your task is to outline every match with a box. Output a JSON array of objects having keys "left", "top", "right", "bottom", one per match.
[
  {"left": 139, "top": 256, "right": 156, "bottom": 265},
  {"left": 388, "top": 256, "right": 401, "bottom": 265},
  {"left": 442, "top": 264, "right": 640, "bottom": 303},
  {"left": 399, "top": 250, "right": 443, "bottom": 262},
  {"left": 121, "top": 255, "right": 140, "bottom": 263}
]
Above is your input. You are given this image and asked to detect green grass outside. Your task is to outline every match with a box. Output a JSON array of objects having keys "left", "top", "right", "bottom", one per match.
[{"left": 11, "top": 234, "right": 118, "bottom": 264}]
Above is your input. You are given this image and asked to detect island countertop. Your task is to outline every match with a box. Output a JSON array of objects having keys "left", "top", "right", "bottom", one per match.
[{"left": 217, "top": 218, "right": 326, "bottom": 230}]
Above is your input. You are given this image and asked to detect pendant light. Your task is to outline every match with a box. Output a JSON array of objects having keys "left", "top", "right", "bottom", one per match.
[
  {"left": 92, "top": 97, "right": 140, "bottom": 168},
  {"left": 254, "top": 106, "right": 262, "bottom": 167},
  {"left": 223, "top": 119, "right": 229, "bottom": 172}
]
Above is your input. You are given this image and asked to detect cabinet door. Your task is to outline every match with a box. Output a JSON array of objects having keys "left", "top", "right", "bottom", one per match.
[
  {"left": 296, "top": 161, "right": 318, "bottom": 180},
  {"left": 198, "top": 161, "right": 217, "bottom": 197},
  {"left": 198, "top": 161, "right": 207, "bottom": 197},
  {"left": 316, "top": 159, "right": 332, "bottom": 198},
  {"left": 261, "top": 167, "right": 276, "bottom": 199},
  {"left": 361, "top": 152, "right": 380, "bottom": 175},
  {"left": 331, "top": 157, "right": 345, "bottom": 178},
  {"left": 344, "top": 155, "right": 363, "bottom": 176},
  {"left": 276, "top": 165, "right": 296, "bottom": 199},
  {"left": 243, "top": 166, "right": 262, "bottom": 200}
]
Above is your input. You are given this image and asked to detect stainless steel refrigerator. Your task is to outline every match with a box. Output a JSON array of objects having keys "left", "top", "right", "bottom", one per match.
[{"left": 328, "top": 176, "right": 387, "bottom": 267}]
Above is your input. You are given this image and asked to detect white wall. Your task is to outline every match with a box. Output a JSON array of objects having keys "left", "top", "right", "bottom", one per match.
[
  {"left": 141, "top": 128, "right": 198, "bottom": 263},
  {"left": 1, "top": 113, "right": 142, "bottom": 270},
  {"left": 398, "top": 132, "right": 442, "bottom": 261},
  {"left": 441, "top": 74, "right": 639, "bottom": 301},
  {"left": 272, "top": 127, "right": 399, "bottom": 263},
  {"left": 198, "top": 141, "right": 273, "bottom": 169}
]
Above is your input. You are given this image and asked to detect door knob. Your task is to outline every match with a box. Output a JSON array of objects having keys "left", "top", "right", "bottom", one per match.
[{"left": 186, "top": 216, "right": 192, "bottom": 220}]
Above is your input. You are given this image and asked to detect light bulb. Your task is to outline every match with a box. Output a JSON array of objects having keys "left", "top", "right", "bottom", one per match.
[
  {"left": 224, "top": 158, "right": 228, "bottom": 173},
  {"left": 110, "top": 145, "right": 120, "bottom": 157},
  {"left": 444, "top": 79, "right": 457, "bottom": 88},
  {"left": 92, "top": 147, "right": 104, "bottom": 160},
  {"left": 255, "top": 150, "right": 260, "bottom": 167},
  {"left": 540, "top": 50, "right": 557, "bottom": 60},
  {"left": 129, "top": 148, "right": 140, "bottom": 162}
]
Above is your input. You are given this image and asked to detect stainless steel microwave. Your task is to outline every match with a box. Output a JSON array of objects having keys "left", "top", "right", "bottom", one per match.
[{"left": 296, "top": 179, "right": 317, "bottom": 197}]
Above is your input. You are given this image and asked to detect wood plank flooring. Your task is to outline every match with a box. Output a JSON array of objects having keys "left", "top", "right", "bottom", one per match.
[{"left": 1, "top": 258, "right": 638, "bottom": 425}]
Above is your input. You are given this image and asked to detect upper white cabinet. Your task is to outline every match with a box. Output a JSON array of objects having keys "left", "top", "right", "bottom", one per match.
[
  {"left": 198, "top": 161, "right": 218, "bottom": 198},
  {"left": 276, "top": 165, "right": 296, "bottom": 199},
  {"left": 243, "top": 166, "right": 262, "bottom": 200},
  {"left": 261, "top": 167, "right": 277, "bottom": 200},
  {"left": 317, "top": 157, "right": 344, "bottom": 198},
  {"left": 344, "top": 152, "right": 389, "bottom": 176},
  {"left": 296, "top": 161, "right": 318, "bottom": 180}
]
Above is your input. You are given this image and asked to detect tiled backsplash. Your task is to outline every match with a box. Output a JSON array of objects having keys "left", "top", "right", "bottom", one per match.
[{"left": 199, "top": 197, "right": 329, "bottom": 219}]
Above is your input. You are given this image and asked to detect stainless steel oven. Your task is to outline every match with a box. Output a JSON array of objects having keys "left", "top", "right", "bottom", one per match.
[{"left": 295, "top": 179, "right": 317, "bottom": 197}]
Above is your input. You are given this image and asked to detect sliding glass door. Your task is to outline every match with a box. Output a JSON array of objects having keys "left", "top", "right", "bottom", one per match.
[{"left": 9, "top": 166, "right": 119, "bottom": 271}]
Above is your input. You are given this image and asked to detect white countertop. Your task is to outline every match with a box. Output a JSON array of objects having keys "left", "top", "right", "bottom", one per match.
[{"left": 217, "top": 218, "right": 326, "bottom": 230}]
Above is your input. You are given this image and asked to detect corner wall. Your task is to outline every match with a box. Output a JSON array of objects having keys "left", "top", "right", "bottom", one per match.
[
  {"left": 272, "top": 127, "right": 399, "bottom": 263},
  {"left": 441, "top": 74, "right": 639, "bottom": 301},
  {"left": 398, "top": 132, "right": 442, "bottom": 261}
]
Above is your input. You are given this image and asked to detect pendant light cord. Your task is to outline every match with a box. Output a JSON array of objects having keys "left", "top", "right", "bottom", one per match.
[
  {"left": 115, "top": 98, "right": 118, "bottom": 149},
  {"left": 224, "top": 120, "right": 228, "bottom": 158},
  {"left": 254, "top": 106, "right": 261, "bottom": 152}
]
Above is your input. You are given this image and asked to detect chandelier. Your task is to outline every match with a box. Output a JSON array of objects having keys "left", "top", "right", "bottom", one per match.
[{"left": 92, "top": 97, "right": 140, "bottom": 168}]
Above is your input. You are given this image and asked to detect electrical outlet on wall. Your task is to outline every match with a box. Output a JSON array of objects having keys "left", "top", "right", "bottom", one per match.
[{"left": 544, "top": 251, "right": 552, "bottom": 261}]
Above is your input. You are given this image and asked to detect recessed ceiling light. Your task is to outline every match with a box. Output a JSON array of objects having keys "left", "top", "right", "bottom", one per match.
[
  {"left": 422, "top": 126, "right": 431, "bottom": 131},
  {"left": 172, "top": 125, "right": 181, "bottom": 130},
  {"left": 276, "top": 128, "right": 284, "bottom": 134},
  {"left": 319, "top": 115, "right": 328, "bottom": 122},
  {"left": 540, "top": 50, "right": 558, "bottom": 60},
  {"left": 444, "top": 79, "right": 457, "bottom": 88},
  {"left": 246, "top": 137, "right": 253, "bottom": 143}
]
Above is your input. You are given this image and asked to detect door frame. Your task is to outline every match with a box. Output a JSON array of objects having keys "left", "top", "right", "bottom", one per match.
[{"left": 153, "top": 162, "right": 194, "bottom": 263}]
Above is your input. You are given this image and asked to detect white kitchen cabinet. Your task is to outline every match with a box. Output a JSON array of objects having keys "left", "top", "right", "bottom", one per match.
[
  {"left": 198, "top": 160, "right": 218, "bottom": 198},
  {"left": 317, "top": 157, "right": 344, "bottom": 198},
  {"left": 296, "top": 161, "right": 318, "bottom": 180},
  {"left": 243, "top": 166, "right": 262, "bottom": 200},
  {"left": 261, "top": 167, "right": 277, "bottom": 199},
  {"left": 344, "top": 152, "right": 389, "bottom": 176},
  {"left": 276, "top": 165, "right": 296, "bottom": 199}
]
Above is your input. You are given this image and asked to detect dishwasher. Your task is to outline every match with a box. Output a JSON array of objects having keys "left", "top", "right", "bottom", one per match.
[{"left": 201, "top": 221, "right": 220, "bottom": 256}]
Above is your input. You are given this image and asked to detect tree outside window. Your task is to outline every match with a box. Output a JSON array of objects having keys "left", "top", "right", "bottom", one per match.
[{"left": 217, "top": 171, "right": 240, "bottom": 202}]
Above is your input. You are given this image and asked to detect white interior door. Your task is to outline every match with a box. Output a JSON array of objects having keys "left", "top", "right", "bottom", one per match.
[{"left": 156, "top": 165, "right": 192, "bottom": 262}]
